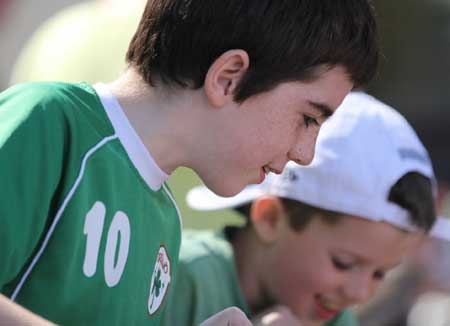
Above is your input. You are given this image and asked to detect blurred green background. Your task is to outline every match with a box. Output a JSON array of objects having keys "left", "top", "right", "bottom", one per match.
[{"left": 168, "top": 168, "right": 244, "bottom": 229}]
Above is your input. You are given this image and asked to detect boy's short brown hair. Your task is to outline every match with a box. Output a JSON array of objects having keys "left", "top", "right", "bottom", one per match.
[{"left": 127, "top": 0, "right": 379, "bottom": 102}]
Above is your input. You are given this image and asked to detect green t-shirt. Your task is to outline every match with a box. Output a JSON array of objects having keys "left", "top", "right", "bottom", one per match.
[
  {"left": 162, "top": 230, "right": 358, "bottom": 326},
  {"left": 0, "top": 82, "right": 181, "bottom": 325},
  {"left": 162, "top": 230, "right": 250, "bottom": 326}
]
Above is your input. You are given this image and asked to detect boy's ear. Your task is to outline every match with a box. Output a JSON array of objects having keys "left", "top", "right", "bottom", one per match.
[
  {"left": 251, "top": 196, "right": 285, "bottom": 244},
  {"left": 204, "top": 49, "right": 249, "bottom": 108}
]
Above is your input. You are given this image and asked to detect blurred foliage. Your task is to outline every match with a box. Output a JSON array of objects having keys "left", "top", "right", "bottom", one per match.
[{"left": 168, "top": 168, "right": 245, "bottom": 230}]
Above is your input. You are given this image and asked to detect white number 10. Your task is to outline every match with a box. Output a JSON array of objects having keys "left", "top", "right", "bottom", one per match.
[{"left": 83, "top": 201, "right": 131, "bottom": 287}]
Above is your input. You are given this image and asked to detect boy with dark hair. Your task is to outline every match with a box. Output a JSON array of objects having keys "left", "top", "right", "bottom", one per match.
[
  {"left": 0, "top": 1, "right": 378, "bottom": 325},
  {"left": 169, "top": 92, "right": 450, "bottom": 326}
]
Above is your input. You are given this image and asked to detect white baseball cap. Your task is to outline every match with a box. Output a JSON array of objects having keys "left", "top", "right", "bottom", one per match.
[{"left": 187, "top": 92, "right": 450, "bottom": 241}]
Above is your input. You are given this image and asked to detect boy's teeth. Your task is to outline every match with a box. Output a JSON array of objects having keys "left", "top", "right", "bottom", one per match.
[
  {"left": 263, "top": 166, "right": 270, "bottom": 175},
  {"left": 322, "top": 301, "right": 337, "bottom": 311}
]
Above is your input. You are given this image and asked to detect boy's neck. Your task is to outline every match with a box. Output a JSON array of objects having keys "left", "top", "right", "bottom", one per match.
[
  {"left": 231, "top": 228, "right": 272, "bottom": 314},
  {"left": 106, "top": 68, "right": 199, "bottom": 175}
]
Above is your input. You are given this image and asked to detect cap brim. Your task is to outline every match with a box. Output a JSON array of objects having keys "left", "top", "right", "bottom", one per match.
[{"left": 186, "top": 184, "right": 264, "bottom": 211}]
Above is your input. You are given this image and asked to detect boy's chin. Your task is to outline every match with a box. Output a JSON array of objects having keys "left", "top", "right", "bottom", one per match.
[{"left": 204, "top": 179, "right": 247, "bottom": 198}]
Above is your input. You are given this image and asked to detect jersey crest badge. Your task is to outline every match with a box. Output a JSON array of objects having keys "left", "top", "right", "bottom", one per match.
[{"left": 148, "top": 245, "right": 171, "bottom": 316}]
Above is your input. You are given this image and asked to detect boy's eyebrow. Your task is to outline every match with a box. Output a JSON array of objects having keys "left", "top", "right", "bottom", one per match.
[
  {"left": 339, "top": 250, "right": 402, "bottom": 271},
  {"left": 308, "top": 101, "right": 334, "bottom": 118}
]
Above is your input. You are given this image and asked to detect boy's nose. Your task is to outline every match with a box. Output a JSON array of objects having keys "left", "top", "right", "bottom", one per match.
[{"left": 288, "top": 135, "right": 317, "bottom": 166}]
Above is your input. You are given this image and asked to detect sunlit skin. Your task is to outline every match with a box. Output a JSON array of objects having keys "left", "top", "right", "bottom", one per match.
[
  {"left": 109, "top": 50, "right": 353, "bottom": 198},
  {"left": 195, "top": 64, "right": 353, "bottom": 197},
  {"left": 232, "top": 197, "right": 424, "bottom": 325}
]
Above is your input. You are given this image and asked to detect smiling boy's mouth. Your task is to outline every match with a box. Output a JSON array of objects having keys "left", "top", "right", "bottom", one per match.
[{"left": 314, "top": 295, "right": 340, "bottom": 320}]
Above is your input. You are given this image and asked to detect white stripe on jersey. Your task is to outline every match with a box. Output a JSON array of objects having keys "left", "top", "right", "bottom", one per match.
[{"left": 11, "top": 135, "right": 118, "bottom": 301}]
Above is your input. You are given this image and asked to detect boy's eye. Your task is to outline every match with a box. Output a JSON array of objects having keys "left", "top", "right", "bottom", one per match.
[
  {"left": 332, "top": 257, "right": 353, "bottom": 271},
  {"left": 373, "top": 270, "right": 385, "bottom": 280},
  {"left": 303, "top": 115, "right": 319, "bottom": 127}
]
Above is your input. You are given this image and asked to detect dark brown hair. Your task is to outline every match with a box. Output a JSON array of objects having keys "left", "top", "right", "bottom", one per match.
[
  {"left": 127, "top": 0, "right": 379, "bottom": 102},
  {"left": 388, "top": 172, "right": 436, "bottom": 232}
]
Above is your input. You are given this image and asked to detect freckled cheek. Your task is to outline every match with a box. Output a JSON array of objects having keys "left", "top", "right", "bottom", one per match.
[
  {"left": 269, "top": 123, "right": 300, "bottom": 154},
  {"left": 272, "top": 261, "right": 329, "bottom": 302},
  {"left": 248, "top": 133, "right": 291, "bottom": 163},
  {"left": 270, "top": 269, "right": 326, "bottom": 318},
  {"left": 225, "top": 130, "right": 266, "bottom": 165},
  {"left": 367, "top": 281, "right": 382, "bottom": 299}
]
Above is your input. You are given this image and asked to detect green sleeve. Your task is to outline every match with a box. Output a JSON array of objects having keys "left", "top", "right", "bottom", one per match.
[
  {"left": 161, "top": 262, "right": 197, "bottom": 326},
  {"left": 0, "top": 84, "right": 66, "bottom": 290},
  {"left": 326, "top": 309, "right": 358, "bottom": 326}
]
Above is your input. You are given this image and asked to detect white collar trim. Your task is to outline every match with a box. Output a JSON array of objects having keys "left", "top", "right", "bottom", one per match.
[{"left": 94, "top": 83, "right": 169, "bottom": 191}]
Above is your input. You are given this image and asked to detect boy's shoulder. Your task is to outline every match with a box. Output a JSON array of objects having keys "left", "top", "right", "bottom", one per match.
[
  {"left": 0, "top": 82, "right": 103, "bottom": 117},
  {"left": 327, "top": 309, "right": 358, "bottom": 326},
  {"left": 3, "top": 81, "right": 97, "bottom": 104},
  {"left": 178, "top": 229, "right": 234, "bottom": 272},
  {"left": 180, "top": 230, "right": 232, "bottom": 259},
  {"left": 174, "top": 229, "right": 249, "bottom": 311},
  {"left": 0, "top": 81, "right": 112, "bottom": 144}
]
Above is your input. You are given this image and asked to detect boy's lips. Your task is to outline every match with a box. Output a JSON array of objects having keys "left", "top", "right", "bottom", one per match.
[
  {"left": 259, "top": 167, "right": 268, "bottom": 183},
  {"left": 263, "top": 166, "right": 282, "bottom": 175},
  {"left": 259, "top": 165, "right": 282, "bottom": 183},
  {"left": 314, "top": 295, "right": 340, "bottom": 321}
]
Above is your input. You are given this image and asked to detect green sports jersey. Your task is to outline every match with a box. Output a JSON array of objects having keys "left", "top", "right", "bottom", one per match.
[
  {"left": 161, "top": 229, "right": 358, "bottom": 326},
  {"left": 0, "top": 82, "right": 182, "bottom": 325},
  {"left": 161, "top": 230, "right": 250, "bottom": 326}
]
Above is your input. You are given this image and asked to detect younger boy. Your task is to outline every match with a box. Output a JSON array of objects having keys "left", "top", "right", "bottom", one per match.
[
  {"left": 0, "top": 1, "right": 379, "bottom": 325},
  {"left": 164, "top": 92, "right": 450, "bottom": 325}
]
